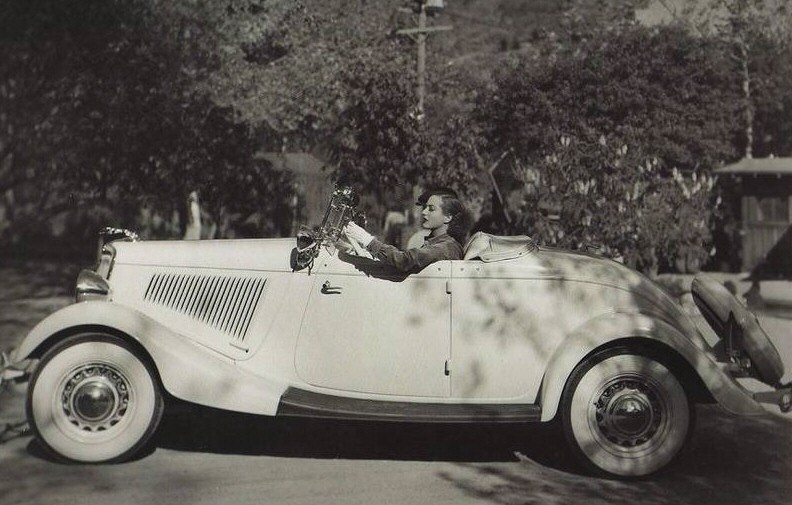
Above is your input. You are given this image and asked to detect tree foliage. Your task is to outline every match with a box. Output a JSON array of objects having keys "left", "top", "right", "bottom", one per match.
[
  {"left": 508, "top": 136, "right": 715, "bottom": 273},
  {"left": 0, "top": 0, "right": 294, "bottom": 256},
  {"left": 684, "top": 0, "right": 792, "bottom": 157},
  {"left": 3, "top": 0, "right": 792, "bottom": 273},
  {"left": 153, "top": 0, "right": 409, "bottom": 146},
  {"left": 475, "top": 24, "right": 740, "bottom": 272},
  {"left": 327, "top": 50, "right": 485, "bottom": 225}
]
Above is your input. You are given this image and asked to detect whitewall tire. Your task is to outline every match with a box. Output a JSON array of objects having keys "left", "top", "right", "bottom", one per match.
[
  {"left": 562, "top": 350, "right": 691, "bottom": 478},
  {"left": 27, "top": 334, "right": 164, "bottom": 463}
]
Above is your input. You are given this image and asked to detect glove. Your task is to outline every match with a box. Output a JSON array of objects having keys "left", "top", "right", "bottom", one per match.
[{"left": 344, "top": 221, "right": 374, "bottom": 248}]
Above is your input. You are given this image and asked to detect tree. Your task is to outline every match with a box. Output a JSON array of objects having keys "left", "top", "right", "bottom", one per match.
[
  {"left": 685, "top": 0, "right": 792, "bottom": 157},
  {"left": 0, "top": 0, "right": 295, "bottom": 256},
  {"left": 750, "top": 38, "right": 792, "bottom": 157},
  {"left": 147, "top": 0, "right": 412, "bottom": 149},
  {"left": 326, "top": 51, "right": 485, "bottom": 227},
  {"left": 474, "top": 24, "right": 739, "bottom": 273}
]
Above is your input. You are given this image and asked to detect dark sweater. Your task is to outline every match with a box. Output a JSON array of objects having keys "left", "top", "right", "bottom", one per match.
[{"left": 366, "top": 232, "right": 463, "bottom": 272}]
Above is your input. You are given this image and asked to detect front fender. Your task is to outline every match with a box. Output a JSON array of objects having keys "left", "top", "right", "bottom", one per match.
[
  {"left": 539, "top": 312, "right": 766, "bottom": 421},
  {"left": 16, "top": 302, "right": 287, "bottom": 416}
]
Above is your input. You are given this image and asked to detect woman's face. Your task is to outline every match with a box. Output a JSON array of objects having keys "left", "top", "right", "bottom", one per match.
[{"left": 421, "top": 194, "right": 450, "bottom": 231}]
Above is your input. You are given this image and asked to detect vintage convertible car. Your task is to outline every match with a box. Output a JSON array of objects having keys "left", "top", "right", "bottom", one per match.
[{"left": 1, "top": 187, "right": 790, "bottom": 478}]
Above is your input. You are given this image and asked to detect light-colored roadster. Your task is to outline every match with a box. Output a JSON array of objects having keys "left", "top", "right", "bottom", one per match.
[{"left": 2, "top": 187, "right": 790, "bottom": 478}]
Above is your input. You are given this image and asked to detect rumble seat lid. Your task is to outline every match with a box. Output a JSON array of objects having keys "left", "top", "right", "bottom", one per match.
[{"left": 462, "top": 232, "right": 536, "bottom": 262}]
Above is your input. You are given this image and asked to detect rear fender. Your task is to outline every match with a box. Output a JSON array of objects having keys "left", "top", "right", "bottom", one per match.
[
  {"left": 539, "top": 312, "right": 766, "bottom": 421},
  {"left": 15, "top": 302, "right": 287, "bottom": 416}
]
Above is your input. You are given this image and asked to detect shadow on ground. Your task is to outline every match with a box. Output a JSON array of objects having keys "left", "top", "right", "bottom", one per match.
[
  {"left": 147, "top": 399, "right": 792, "bottom": 505},
  {"left": 154, "top": 397, "right": 576, "bottom": 468},
  {"left": 435, "top": 405, "right": 792, "bottom": 505}
]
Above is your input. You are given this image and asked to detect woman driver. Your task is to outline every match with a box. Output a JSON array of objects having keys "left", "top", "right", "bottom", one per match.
[{"left": 343, "top": 189, "right": 471, "bottom": 273}]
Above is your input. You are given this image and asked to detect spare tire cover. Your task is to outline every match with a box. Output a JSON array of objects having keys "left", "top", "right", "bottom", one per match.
[{"left": 691, "top": 274, "right": 784, "bottom": 385}]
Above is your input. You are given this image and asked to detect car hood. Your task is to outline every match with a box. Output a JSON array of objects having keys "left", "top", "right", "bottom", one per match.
[{"left": 110, "top": 237, "right": 298, "bottom": 272}]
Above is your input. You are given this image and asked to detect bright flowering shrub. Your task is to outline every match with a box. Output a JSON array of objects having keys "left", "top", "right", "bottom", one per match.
[
  {"left": 473, "top": 24, "right": 738, "bottom": 275},
  {"left": 509, "top": 134, "right": 716, "bottom": 275}
]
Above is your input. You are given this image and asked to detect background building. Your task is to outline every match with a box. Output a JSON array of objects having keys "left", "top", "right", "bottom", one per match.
[{"left": 716, "top": 157, "right": 792, "bottom": 277}]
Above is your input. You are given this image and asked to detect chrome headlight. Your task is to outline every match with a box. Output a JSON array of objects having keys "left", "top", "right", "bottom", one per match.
[
  {"left": 76, "top": 269, "right": 111, "bottom": 302},
  {"left": 77, "top": 227, "right": 135, "bottom": 302}
]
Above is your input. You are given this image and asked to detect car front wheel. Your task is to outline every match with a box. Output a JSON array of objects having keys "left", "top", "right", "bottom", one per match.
[
  {"left": 561, "top": 350, "right": 691, "bottom": 478},
  {"left": 27, "top": 333, "right": 164, "bottom": 463}
]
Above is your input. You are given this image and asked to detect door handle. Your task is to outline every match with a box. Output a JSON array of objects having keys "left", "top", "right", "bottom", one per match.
[{"left": 321, "top": 281, "right": 342, "bottom": 295}]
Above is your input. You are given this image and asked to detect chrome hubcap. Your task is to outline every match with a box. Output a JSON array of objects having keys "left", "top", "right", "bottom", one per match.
[
  {"left": 61, "top": 365, "right": 130, "bottom": 431},
  {"left": 594, "top": 379, "right": 662, "bottom": 448}
]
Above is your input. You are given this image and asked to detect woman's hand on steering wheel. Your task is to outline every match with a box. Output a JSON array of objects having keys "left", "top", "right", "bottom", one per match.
[
  {"left": 340, "top": 226, "right": 375, "bottom": 260},
  {"left": 344, "top": 222, "right": 374, "bottom": 248}
]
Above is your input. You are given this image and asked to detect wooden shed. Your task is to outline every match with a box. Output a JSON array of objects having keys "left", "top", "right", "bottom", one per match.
[{"left": 716, "top": 157, "right": 792, "bottom": 277}]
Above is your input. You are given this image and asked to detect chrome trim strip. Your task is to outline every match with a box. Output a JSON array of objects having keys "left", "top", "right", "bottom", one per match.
[{"left": 278, "top": 388, "right": 542, "bottom": 423}]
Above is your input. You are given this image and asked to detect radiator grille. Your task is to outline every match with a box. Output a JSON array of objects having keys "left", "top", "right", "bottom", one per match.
[{"left": 144, "top": 273, "right": 266, "bottom": 340}]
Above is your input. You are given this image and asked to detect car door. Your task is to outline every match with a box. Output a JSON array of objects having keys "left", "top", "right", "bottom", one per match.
[
  {"left": 295, "top": 250, "right": 452, "bottom": 398},
  {"left": 449, "top": 259, "right": 567, "bottom": 401}
]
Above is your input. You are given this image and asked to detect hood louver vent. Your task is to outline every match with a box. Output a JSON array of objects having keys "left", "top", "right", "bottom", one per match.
[{"left": 144, "top": 273, "right": 266, "bottom": 341}]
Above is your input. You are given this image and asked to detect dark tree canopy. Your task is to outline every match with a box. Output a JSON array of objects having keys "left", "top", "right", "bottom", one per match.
[
  {"left": 473, "top": 25, "right": 741, "bottom": 272},
  {"left": 0, "top": 0, "right": 294, "bottom": 256},
  {"left": 2, "top": 0, "right": 792, "bottom": 273}
]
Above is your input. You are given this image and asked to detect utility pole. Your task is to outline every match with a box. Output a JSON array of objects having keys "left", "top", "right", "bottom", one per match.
[
  {"left": 396, "top": 1, "right": 452, "bottom": 120},
  {"left": 417, "top": 5, "right": 427, "bottom": 116}
]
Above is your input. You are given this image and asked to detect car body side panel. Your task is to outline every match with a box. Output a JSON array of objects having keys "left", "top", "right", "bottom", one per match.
[
  {"left": 294, "top": 252, "right": 452, "bottom": 397},
  {"left": 108, "top": 238, "right": 300, "bottom": 362},
  {"left": 15, "top": 302, "right": 288, "bottom": 416},
  {"left": 16, "top": 239, "right": 765, "bottom": 421},
  {"left": 450, "top": 263, "right": 624, "bottom": 401},
  {"left": 108, "top": 265, "right": 286, "bottom": 360},
  {"left": 538, "top": 311, "right": 766, "bottom": 421}
]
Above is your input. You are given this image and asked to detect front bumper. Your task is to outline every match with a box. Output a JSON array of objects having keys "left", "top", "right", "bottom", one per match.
[{"left": 0, "top": 349, "right": 32, "bottom": 389}]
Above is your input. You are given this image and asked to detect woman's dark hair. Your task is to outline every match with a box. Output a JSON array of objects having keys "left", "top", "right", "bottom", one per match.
[
  {"left": 436, "top": 193, "right": 471, "bottom": 245},
  {"left": 416, "top": 186, "right": 457, "bottom": 207}
]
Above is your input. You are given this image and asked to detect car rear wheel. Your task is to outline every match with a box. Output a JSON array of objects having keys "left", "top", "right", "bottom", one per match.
[
  {"left": 561, "top": 350, "right": 691, "bottom": 478},
  {"left": 27, "top": 333, "right": 164, "bottom": 463}
]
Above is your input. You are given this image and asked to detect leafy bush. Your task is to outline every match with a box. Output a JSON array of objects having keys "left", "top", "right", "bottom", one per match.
[
  {"left": 507, "top": 135, "right": 715, "bottom": 274},
  {"left": 474, "top": 24, "right": 739, "bottom": 274}
]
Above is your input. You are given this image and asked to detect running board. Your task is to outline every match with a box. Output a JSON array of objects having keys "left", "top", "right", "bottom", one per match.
[{"left": 277, "top": 387, "right": 541, "bottom": 423}]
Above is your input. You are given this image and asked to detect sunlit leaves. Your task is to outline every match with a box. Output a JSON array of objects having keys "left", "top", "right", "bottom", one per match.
[{"left": 475, "top": 24, "right": 736, "bottom": 273}]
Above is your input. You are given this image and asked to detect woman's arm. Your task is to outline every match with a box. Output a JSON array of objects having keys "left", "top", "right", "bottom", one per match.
[
  {"left": 344, "top": 222, "right": 461, "bottom": 272},
  {"left": 367, "top": 238, "right": 460, "bottom": 272}
]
